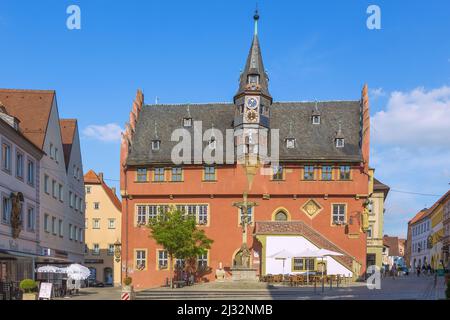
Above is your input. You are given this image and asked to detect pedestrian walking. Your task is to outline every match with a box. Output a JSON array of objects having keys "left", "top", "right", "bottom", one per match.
[
  {"left": 416, "top": 266, "right": 421, "bottom": 277},
  {"left": 392, "top": 263, "right": 397, "bottom": 279}
]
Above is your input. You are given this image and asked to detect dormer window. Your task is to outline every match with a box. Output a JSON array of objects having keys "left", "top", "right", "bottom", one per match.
[
  {"left": 152, "top": 140, "right": 161, "bottom": 151},
  {"left": 248, "top": 75, "right": 259, "bottom": 85},
  {"left": 336, "top": 138, "right": 345, "bottom": 148},
  {"left": 312, "top": 115, "right": 321, "bottom": 125},
  {"left": 286, "top": 138, "right": 296, "bottom": 149},
  {"left": 183, "top": 118, "right": 192, "bottom": 127}
]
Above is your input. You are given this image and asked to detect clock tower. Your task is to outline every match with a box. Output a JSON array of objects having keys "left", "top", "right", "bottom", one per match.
[{"left": 234, "top": 10, "right": 272, "bottom": 161}]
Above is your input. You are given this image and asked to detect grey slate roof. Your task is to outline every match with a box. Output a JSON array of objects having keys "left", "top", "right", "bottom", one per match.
[{"left": 127, "top": 101, "right": 363, "bottom": 165}]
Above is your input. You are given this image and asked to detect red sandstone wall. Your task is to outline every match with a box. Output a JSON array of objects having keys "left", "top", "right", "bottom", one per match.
[{"left": 121, "top": 164, "right": 368, "bottom": 289}]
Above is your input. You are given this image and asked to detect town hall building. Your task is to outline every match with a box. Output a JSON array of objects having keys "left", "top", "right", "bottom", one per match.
[{"left": 120, "top": 12, "right": 371, "bottom": 289}]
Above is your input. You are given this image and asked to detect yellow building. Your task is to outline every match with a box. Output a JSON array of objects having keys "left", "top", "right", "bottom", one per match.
[
  {"left": 428, "top": 191, "right": 450, "bottom": 270},
  {"left": 366, "top": 169, "right": 390, "bottom": 269},
  {"left": 84, "top": 170, "right": 122, "bottom": 286}
]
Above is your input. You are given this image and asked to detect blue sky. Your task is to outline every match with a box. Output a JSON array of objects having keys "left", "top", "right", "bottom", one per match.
[{"left": 1, "top": 0, "right": 449, "bottom": 237}]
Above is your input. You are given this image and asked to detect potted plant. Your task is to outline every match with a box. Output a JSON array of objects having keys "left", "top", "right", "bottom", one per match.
[
  {"left": 122, "top": 276, "right": 134, "bottom": 300},
  {"left": 20, "top": 279, "right": 38, "bottom": 300}
]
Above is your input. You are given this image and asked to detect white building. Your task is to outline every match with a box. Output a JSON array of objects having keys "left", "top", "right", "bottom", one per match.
[
  {"left": 0, "top": 105, "right": 44, "bottom": 282},
  {"left": 0, "top": 89, "right": 85, "bottom": 269},
  {"left": 409, "top": 209, "right": 432, "bottom": 269}
]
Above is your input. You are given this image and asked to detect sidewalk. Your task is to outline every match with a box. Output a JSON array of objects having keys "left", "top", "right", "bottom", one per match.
[{"left": 422, "top": 276, "right": 447, "bottom": 300}]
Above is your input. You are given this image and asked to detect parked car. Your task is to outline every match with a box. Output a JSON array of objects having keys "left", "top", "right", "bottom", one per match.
[{"left": 86, "top": 279, "right": 105, "bottom": 287}]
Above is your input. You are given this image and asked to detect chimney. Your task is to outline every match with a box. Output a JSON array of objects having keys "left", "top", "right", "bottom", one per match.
[
  {"left": 98, "top": 172, "right": 104, "bottom": 182},
  {"left": 111, "top": 187, "right": 116, "bottom": 195}
]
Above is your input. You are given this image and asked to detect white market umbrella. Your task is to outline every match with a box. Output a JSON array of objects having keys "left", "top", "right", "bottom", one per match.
[
  {"left": 294, "top": 248, "right": 323, "bottom": 285},
  {"left": 36, "top": 265, "right": 66, "bottom": 282},
  {"left": 36, "top": 265, "right": 65, "bottom": 273},
  {"left": 317, "top": 249, "right": 344, "bottom": 257},
  {"left": 317, "top": 249, "right": 344, "bottom": 277},
  {"left": 63, "top": 264, "right": 91, "bottom": 281},
  {"left": 268, "top": 250, "right": 295, "bottom": 278}
]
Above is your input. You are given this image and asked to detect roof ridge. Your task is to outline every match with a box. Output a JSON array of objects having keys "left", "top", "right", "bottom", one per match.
[
  {"left": 143, "top": 100, "right": 360, "bottom": 107},
  {"left": 274, "top": 100, "right": 360, "bottom": 104},
  {"left": 0, "top": 89, "right": 55, "bottom": 94},
  {"left": 145, "top": 102, "right": 232, "bottom": 107}
]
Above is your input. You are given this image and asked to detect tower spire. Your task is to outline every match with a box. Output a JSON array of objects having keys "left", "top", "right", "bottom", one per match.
[{"left": 234, "top": 8, "right": 271, "bottom": 101}]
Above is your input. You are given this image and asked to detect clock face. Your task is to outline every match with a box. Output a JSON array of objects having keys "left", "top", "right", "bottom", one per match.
[
  {"left": 246, "top": 97, "right": 258, "bottom": 110},
  {"left": 246, "top": 110, "right": 258, "bottom": 123}
]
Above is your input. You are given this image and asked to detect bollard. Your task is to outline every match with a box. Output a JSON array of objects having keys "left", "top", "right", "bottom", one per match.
[{"left": 322, "top": 276, "right": 325, "bottom": 293}]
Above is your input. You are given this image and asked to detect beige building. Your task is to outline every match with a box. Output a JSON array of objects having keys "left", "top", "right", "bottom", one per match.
[
  {"left": 366, "top": 169, "right": 390, "bottom": 269},
  {"left": 84, "top": 170, "right": 122, "bottom": 286}
]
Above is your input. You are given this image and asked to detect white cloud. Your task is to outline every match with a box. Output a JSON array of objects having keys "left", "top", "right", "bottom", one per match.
[
  {"left": 370, "top": 86, "right": 450, "bottom": 238},
  {"left": 372, "top": 86, "right": 450, "bottom": 148},
  {"left": 82, "top": 123, "right": 123, "bottom": 142},
  {"left": 369, "top": 87, "right": 386, "bottom": 100}
]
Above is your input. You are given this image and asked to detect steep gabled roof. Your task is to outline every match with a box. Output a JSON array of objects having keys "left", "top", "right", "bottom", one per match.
[
  {"left": 60, "top": 119, "right": 77, "bottom": 170},
  {"left": 84, "top": 170, "right": 122, "bottom": 212},
  {"left": 409, "top": 191, "right": 450, "bottom": 226},
  {"left": 127, "top": 101, "right": 363, "bottom": 165},
  {"left": 0, "top": 89, "right": 55, "bottom": 149},
  {"left": 427, "top": 190, "right": 450, "bottom": 216},
  {"left": 374, "top": 178, "right": 390, "bottom": 197},
  {"left": 409, "top": 208, "right": 431, "bottom": 225},
  {"left": 84, "top": 169, "right": 101, "bottom": 184},
  {"left": 383, "top": 236, "right": 400, "bottom": 256}
]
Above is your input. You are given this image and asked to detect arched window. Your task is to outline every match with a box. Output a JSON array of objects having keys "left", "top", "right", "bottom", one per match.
[{"left": 274, "top": 211, "right": 288, "bottom": 221}]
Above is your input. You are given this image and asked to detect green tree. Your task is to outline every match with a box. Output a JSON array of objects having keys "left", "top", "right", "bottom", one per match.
[{"left": 148, "top": 207, "right": 213, "bottom": 288}]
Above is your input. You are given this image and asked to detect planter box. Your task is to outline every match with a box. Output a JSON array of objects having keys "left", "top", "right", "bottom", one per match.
[{"left": 22, "top": 293, "right": 37, "bottom": 301}]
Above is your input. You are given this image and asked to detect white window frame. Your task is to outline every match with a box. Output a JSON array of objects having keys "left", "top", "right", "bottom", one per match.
[
  {"left": 2, "top": 141, "right": 12, "bottom": 172},
  {"left": 27, "top": 159, "right": 36, "bottom": 187},
  {"left": 2, "top": 196, "right": 12, "bottom": 224},
  {"left": 108, "top": 218, "right": 116, "bottom": 229},
  {"left": 92, "top": 243, "right": 100, "bottom": 255},
  {"left": 59, "top": 219, "right": 63, "bottom": 237},
  {"left": 107, "top": 244, "right": 114, "bottom": 256},
  {"left": 51, "top": 217, "right": 57, "bottom": 235},
  {"left": 136, "top": 250, "right": 147, "bottom": 270},
  {"left": 27, "top": 206, "right": 35, "bottom": 231},
  {"left": 93, "top": 219, "right": 100, "bottom": 229},
  {"left": 198, "top": 252, "right": 208, "bottom": 269},
  {"left": 158, "top": 250, "right": 168, "bottom": 269},
  {"left": 332, "top": 204, "right": 346, "bottom": 225},
  {"left": 16, "top": 151, "right": 24, "bottom": 179}
]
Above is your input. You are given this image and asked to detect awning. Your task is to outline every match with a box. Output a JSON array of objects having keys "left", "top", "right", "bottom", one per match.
[
  {"left": 0, "top": 249, "right": 41, "bottom": 260},
  {"left": 35, "top": 256, "right": 74, "bottom": 264}
]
